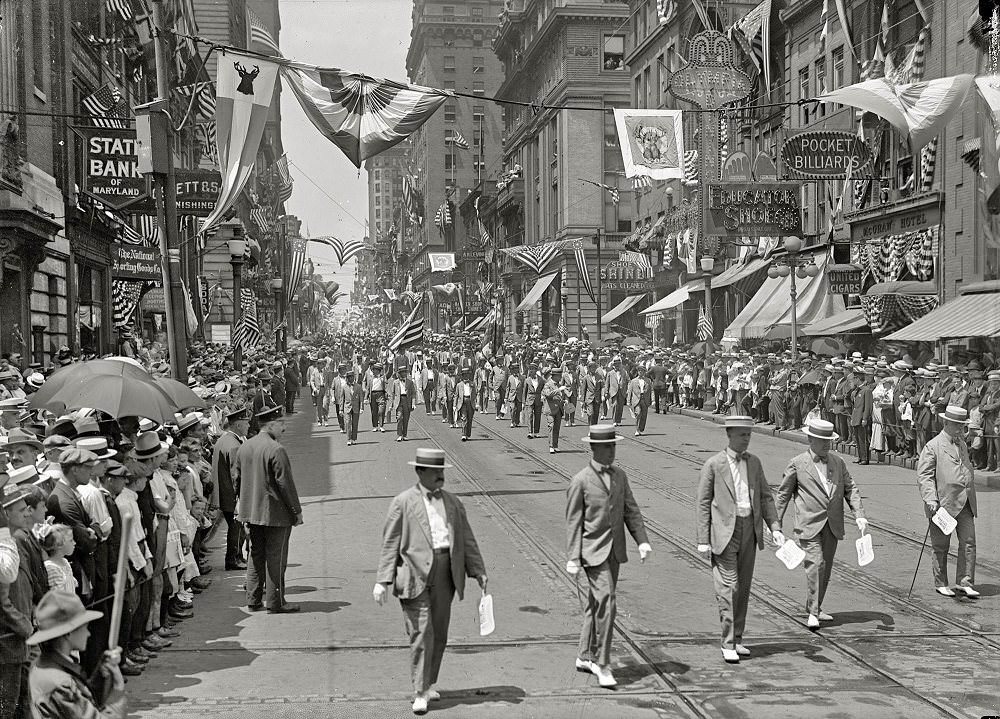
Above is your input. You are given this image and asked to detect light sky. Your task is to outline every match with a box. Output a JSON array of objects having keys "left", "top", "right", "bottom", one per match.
[{"left": 278, "top": 0, "right": 412, "bottom": 308}]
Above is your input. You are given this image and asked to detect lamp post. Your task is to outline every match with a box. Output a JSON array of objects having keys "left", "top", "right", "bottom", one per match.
[
  {"left": 228, "top": 238, "right": 246, "bottom": 371},
  {"left": 270, "top": 277, "right": 284, "bottom": 352},
  {"left": 766, "top": 236, "right": 820, "bottom": 361},
  {"left": 701, "top": 256, "right": 715, "bottom": 342}
]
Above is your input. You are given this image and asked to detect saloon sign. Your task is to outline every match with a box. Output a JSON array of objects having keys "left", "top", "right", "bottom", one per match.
[
  {"left": 705, "top": 182, "right": 804, "bottom": 238},
  {"left": 76, "top": 128, "right": 147, "bottom": 210},
  {"left": 780, "top": 130, "right": 873, "bottom": 180}
]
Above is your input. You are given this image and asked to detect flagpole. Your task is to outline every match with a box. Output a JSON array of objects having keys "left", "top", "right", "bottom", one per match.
[{"left": 596, "top": 228, "right": 602, "bottom": 342}]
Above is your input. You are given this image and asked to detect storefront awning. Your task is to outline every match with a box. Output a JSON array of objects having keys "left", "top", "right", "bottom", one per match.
[
  {"left": 640, "top": 279, "right": 705, "bottom": 314},
  {"left": 724, "top": 253, "right": 846, "bottom": 339},
  {"left": 601, "top": 294, "right": 647, "bottom": 324},
  {"left": 884, "top": 293, "right": 1000, "bottom": 341},
  {"left": 803, "top": 308, "right": 869, "bottom": 336},
  {"left": 711, "top": 257, "right": 771, "bottom": 289},
  {"left": 465, "top": 314, "right": 489, "bottom": 332},
  {"left": 514, "top": 271, "right": 559, "bottom": 313},
  {"left": 866, "top": 280, "right": 937, "bottom": 296}
]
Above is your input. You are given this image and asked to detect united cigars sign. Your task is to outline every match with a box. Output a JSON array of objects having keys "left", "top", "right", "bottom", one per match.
[
  {"left": 780, "top": 130, "right": 873, "bottom": 180},
  {"left": 828, "top": 265, "right": 864, "bottom": 294},
  {"left": 706, "top": 182, "right": 804, "bottom": 238},
  {"left": 76, "top": 127, "right": 147, "bottom": 210},
  {"left": 111, "top": 243, "right": 161, "bottom": 281}
]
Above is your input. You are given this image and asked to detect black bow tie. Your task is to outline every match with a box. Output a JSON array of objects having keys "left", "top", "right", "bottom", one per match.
[
  {"left": 812, "top": 454, "right": 828, "bottom": 463},
  {"left": 731, "top": 452, "right": 746, "bottom": 461},
  {"left": 427, "top": 489, "right": 443, "bottom": 500}
]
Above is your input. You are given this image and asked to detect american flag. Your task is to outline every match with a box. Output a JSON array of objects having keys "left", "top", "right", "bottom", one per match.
[
  {"left": 920, "top": 137, "right": 938, "bottom": 193},
  {"left": 286, "top": 237, "right": 307, "bottom": 303},
  {"left": 619, "top": 250, "right": 652, "bottom": 272},
  {"left": 136, "top": 214, "right": 160, "bottom": 244},
  {"left": 247, "top": 6, "right": 282, "bottom": 56},
  {"left": 402, "top": 175, "right": 424, "bottom": 224},
  {"left": 388, "top": 304, "right": 424, "bottom": 352},
  {"left": 656, "top": 0, "right": 677, "bottom": 24},
  {"left": 82, "top": 84, "right": 129, "bottom": 129},
  {"left": 574, "top": 245, "right": 595, "bottom": 302},
  {"left": 231, "top": 288, "right": 261, "bottom": 349},
  {"left": 452, "top": 131, "right": 470, "bottom": 150},
  {"left": 251, "top": 207, "right": 271, "bottom": 234},
  {"left": 696, "top": 304, "right": 713, "bottom": 341},
  {"left": 112, "top": 280, "right": 147, "bottom": 327},
  {"left": 176, "top": 82, "right": 216, "bottom": 120},
  {"left": 817, "top": 0, "right": 829, "bottom": 57},
  {"left": 309, "top": 236, "right": 367, "bottom": 266},
  {"left": 273, "top": 154, "right": 293, "bottom": 203},
  {"left": 106, "top": 0, "right": 132, "bottom": 21},
  {"left": 501, "top": 243, "right": 561, "bottom": 275},
  {"left": 632, "top": 175, "right": 653, "bottom": 190},
  {"left": 434, "top": 202, "right": 452, "bottom": 230},
  {"left": 580, "top": 178, "right": 619, "bottom": 205},
  {"left": 196, "top": 121, "right": 217, "bottom": 168},
  {"left": 557, "top": 314, "right": 567, "bottom": 338}
]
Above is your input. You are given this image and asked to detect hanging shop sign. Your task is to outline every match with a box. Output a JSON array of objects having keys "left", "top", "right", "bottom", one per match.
[
  {"left": 827, "top": 264, "right": 864, "bottom": 294},
  {"left": 600, "top": 261, "right": 653, "bottom": 292},
  {"left": 780, "top": 130, "right": 874, "bottom": 180},
  {"left": 123, "top": 170, "right": 223, "bottom": 216},
  {"left": 111, "top": 243, "right": 161, "bottom": 280},
  {"left": 75, "top": 127, "right": 148, "bottom": 211},
  {"left": 705, "top": 182, "right": 803, "bottom": 238}
]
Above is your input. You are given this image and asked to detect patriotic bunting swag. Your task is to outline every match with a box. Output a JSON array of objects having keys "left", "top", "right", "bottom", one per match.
[
  {"left": 231, "top": 288, "right": 261, "bottom": 349},
  {"left": 309, "top": 236, "right": 367, "bottom": 266}
]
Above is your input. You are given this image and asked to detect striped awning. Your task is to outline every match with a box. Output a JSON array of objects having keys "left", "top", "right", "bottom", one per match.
[
  {"left": 640, "top": 279, "right": 705, "bottom": 314},
  {"left": 885, "top": 293, "right": 1000, "bottom": 341},
  {"left": 711, "top": 257, "right": 771, "bottom": 289},
  {"left": 464, "top": 314, "right": 488, "bottom": 332},
  {"left": 601, "top": 294, "right": 647, "bottom": 324},
  {"left": 803, "top": 308, "right": 869, "bottom": 336},
  {"left": 514, "top": 271, "right": 559, "bottom": 313}
]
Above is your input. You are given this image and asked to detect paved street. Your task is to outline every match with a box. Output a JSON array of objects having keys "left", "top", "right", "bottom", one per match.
[{"left": 127, "top": 400, "right": 999, "bottom": 719}]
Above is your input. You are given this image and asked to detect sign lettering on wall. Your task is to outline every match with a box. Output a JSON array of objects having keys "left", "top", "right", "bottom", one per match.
[
  {"left": 111, "top": 243, "right": 161, "bottom": 280},
  {"left": 75, "top": 127, "right": 147, "bottom": 210},
  {"left": 828, "top": 266, "right": 864, "bottom": 294},
  {"left": 124, "top": 170, "right": 223, "bottom": 217},
  {"left": 705, "top": 182, "right": 804, "bottom": 238},
  {"left": 600, "top": 260, "right": 653, "bottom": 291},
  {"left": 780, "top": 130, "right": 874, "bottom": 180}
]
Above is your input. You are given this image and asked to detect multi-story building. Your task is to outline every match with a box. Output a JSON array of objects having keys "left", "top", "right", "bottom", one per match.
[
  {"left": 405, "top": 0, "right": 506, "bottom": 328},
  {"left": 365, "top": 142, "right": 409, "bottom": 312}
]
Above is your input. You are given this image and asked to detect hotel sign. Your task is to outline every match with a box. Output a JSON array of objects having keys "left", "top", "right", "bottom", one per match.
[
  {"left": 705, "top": 182, "right": 803, "bottom": 237},
  {"left": 849, "top": 201, "right": 941, "bottom": 244},
  {"left": 780, "top": 130, "right": 874, "bottom": 180}
]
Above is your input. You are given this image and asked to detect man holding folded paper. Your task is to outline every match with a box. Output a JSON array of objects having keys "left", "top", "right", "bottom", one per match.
[
  {"left": 916, "top": 405, "right": 979, "bottom": 598},
  {"left": 696, "top": 416, "right": 785, "bottom": 664},
  {"left": 775, "top": 418, "right": 867, "bottom": 630}
]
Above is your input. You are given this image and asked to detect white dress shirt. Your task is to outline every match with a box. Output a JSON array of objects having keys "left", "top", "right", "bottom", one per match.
[
  {"left": 421, "top": 487, "right": 451, "bottom": 549},
  {"left": 812, "top": 455, "right": 834, "bottom": 496},
  {"left": 78, "top": 481, "right": 113, "bottom": 539},
  {"left": 590, "top": 460, "right": 612, "bottom": 491},
  {"left": 725, "top": 448, "right": 752, "bottom": 517}
]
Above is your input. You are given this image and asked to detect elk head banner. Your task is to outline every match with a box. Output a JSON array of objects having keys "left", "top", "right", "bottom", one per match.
[{"left": 614, "top": 109, "right": 685, "bottom": 180}]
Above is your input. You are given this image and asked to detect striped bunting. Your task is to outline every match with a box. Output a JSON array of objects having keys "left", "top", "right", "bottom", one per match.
[
  {"left": 309, "top": 236, "right": 367, "bottom": 266},
  {"left": 196, "top": 121, "right": 218, "bottom": 168},
  {"left": 106, "top": 0, "right": 132, "bottom": 21},
  {"left": 500, "top": 243, "right": 561, "bottom": 275},
  {"left": 273, "top": 155, "right": 293, "bottom": 203},
  {"left": 231, "top": 288, "right": 261, "bottom": 349},
  {"left": 920, "top": 137, "right": 938, "bottom": 193},
  {"left": 287, "top": 237, "right": 307, "bottom": 303},
  {"left": 697, "top": 304, "right": 713, "bottom": 341},
  {"left": 388, "top": 304, "right": 424, "bottom": 352},
  {"left": 619, "top": 250, "right": 652, "bottom": 272},
  {"left": 632, "top": 175, "right": 653, "bottom": 191},
  {"left": 82, "top": 84, "right": 129, "bottom": 129},
  {"left": 434, "top": 202, "right": 451, "bottom": 231},
  {"left": 247, "top": 6, "right": 282, "bottom": 56},
  {"left": 574, "top": 246, "right": 595, "bottom": 303},
  {"left": 281, "top": 63, "right": 451, "bottom": 168},
  {"left": 112, "top": 280, "right": 147, "bottom": 327},
  {"left": 452, "top": 131, "right": 470, "bottom": 150},
  {"left": 682, "top": 150, "right": 699, "bottom": 186}
]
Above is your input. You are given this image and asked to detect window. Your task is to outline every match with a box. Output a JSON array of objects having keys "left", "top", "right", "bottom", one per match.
[
  {"left": 643, "top": 66, "right": 652, "bottom": 108},
  {"left": 443, "top": 55, "right": 456, "bottom": 72},
  {"left": 373, "top": 168, "right": 381, "bottom": 180},
  {"left": 444, "top": 80, "right": 455, "bottom": 90},
  {"left": 473, "top": 30, "right": 484, "bottom": 47},
  {"left": 472, "top": 105, "right": 485, "bottom": 122},
  {"left": 815, "top": 60, "right": 826, "bottom": 116},
  {"left": 32, "top": 0, "right": 45, "bottom": 92},
  {"left": 798, "top": 67, "right": 810, "bottom": 123},
  {"left": 603, "top": 35, "right": 625, "bottom": 70},
  {"left": 634, "top": 76, "right": 642, "bottom": 107},
  {"left": 445, "top": 153, "right": 455, "bottom": 170},
  {"left": 656, "top": 54, "right": 665, "bottom": 107},
  {"left": 473, "top": 56, "right": 485, "bottom": 73},
  {"left": 444, "top": 104, "right": 456, "bottom": 123},
  {"left": 473, "top": 81, "right": 485, "bottom": 96},
  {"left": 832, "top": 46, "right": 845, "bottom": 90},
  {"left": 374, "top": 183, "right": 380, "bottom": 192},
  {"left": 376, "top": 209, "right": 381, "bottom": 218},
  {"left": 550, "top": 117, "right": 558, "bottom": 164},
  {"left": 471, "top": 6, "right": 483, "bottom": 18},
  {"left": 442, "top": 6, "right": 454, "bottom": 15}
]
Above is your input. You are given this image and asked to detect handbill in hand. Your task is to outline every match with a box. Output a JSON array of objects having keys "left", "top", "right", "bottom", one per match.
[
  {"left": 855, "top": 532, "right": 874, "bottom": 566},
  {"left": 931, "top": 507, "right": 957, "bottom": 535},
  {"left": 478, "top": 593, "right": 495, "bottom": 636},
  {"left": 775, "top": 540, "right": 805, "bottom": 570}
]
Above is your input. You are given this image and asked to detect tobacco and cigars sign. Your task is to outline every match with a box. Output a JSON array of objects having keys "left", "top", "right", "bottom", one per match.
[
  {"left": 111, "top": 243, "right": 160, "bottom": 281},
  {"left": 77, "top": 128, "right": 147, "bottom": 210},
  {"left": 705, "top": 182, "right": 804, "bottom": 238},
  {"left": 780, "top": 131, "right": 873, "bottom": 180}
]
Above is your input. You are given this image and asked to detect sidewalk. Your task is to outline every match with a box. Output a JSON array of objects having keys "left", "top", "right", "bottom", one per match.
[{"left": 662, "top": 402, "right": 1000, "bottom": 490}]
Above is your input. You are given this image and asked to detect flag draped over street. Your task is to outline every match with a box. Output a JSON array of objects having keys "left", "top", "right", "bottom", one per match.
[
  {"left": 231, "top": 288, "right": 261, "bottom": 349},
  {"left": 501, "top": 243, "right": 561, "bottom": 275},
  {"left": 388, "top": 304, "right": 424, "bottom": 352},
  {"left": 281, "top": 62, "right": 450, "bottom": 168},
  {"left": 200, "top": 51, "right": 280, "bottom": 237},
  {"left": 309, "top": 236, "right": 366, "bottom": 266},
  {"left": 286, "top": 237, "right": 307, "bottom": 303}
]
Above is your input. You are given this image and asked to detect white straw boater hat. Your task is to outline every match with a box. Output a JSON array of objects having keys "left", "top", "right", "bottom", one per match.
[
  {"left": 582, "top": 424, "right": 622, "bottom": 443},
  {"left": 939, "top": 405, "right": 971, "bottom": 425},
  {"left": 408, "top": 448, "right": 453, "bottom": 469},
  {"left": 801, "top": 417, "right": 839, "bottom": 441},
  {"left": 724, "top": 416, "right": 754, "bottom": 429}
]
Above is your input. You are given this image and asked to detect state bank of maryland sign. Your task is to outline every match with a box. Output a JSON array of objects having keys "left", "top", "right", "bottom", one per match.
[{"left": 76, "top": 127, "right": 147, "bottom": 210}]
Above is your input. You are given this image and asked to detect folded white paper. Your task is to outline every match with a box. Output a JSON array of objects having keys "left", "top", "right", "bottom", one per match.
[
  {"left": 776, "top": 540, "right": 805, "bottom": 570},
  {"left": 932, "top": 507, "right": 957, "bottom": 536},
  {"left": 478, "top": 593, "right": 495, "bottom": 636},
  {"left": 856, "top": 533, "right": 874, "bottom": 566}
]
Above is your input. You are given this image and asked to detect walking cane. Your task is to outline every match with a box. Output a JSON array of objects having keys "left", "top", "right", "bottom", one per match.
[{"left": 907, "top": 525, "right": 931, "bottom": 599}]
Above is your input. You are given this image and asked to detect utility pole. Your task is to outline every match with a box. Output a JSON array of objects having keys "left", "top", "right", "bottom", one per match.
[
  {"left": 596, "top": 229, "right": 602, "bottom": 341},
  {"left": 150, "top": 0, "right": 188, "bottom": 381}
]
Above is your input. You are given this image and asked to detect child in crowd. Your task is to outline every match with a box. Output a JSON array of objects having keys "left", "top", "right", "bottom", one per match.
[{"left": 40, "top": 523, "right": 77, "bottom": 595}]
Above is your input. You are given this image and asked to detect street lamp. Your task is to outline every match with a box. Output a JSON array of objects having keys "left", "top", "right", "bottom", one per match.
[
  {"left": 228, "top": 238, "right": 246, "bottom": 371},
  {"left": 766, "top": 236, "right": 820, "bottom": 360},
  {"left": 701, "top": 256, "right": 715, "bottom": 343},
  {"left": 270, "top": 277, "right": 284, "bottom": 352}
]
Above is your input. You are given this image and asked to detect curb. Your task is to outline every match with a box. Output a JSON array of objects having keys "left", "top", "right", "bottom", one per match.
[{"left": 664, "top": 405, "right": 1000, "bottom": 490}]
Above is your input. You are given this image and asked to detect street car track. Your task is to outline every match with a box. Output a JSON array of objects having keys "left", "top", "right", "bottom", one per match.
[{"left": 438, "top": 413, "right": 984, "bottom": 719}]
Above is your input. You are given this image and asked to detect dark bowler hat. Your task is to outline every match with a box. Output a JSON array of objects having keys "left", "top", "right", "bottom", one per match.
[
  {"left": 581, "top": 424, "right": 622, "bottom": 444},
  {"left": 407, "top": 447, "right": 453, "bottom": 469},
  {"left": 256, "top": 405, "right": 284, "bottom": 423}
]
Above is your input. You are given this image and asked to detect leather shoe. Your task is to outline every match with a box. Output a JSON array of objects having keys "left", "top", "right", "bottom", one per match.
[
  {"left": 721, "top": 648, "right": 740, "bottom": 663},
  {"left": 936, "top": 586, "right": 956, "bottom": 597},
  {"left": 197, "top": 564, "right": 213, "bottom": 575},
  {"left": 818, "top": 611, "right": 834, "bottom": 621},
  {"left": 247, "top": 603, "right": 265, "bottom": 612},
  {"left": 267, "top": 603, "right": 301, "bottom": 614},
  {"left": 807, "top": 614, "right": 820, "bottom": 629},
  {"left": 126, "top": 652, "right": 149, "bottom": 665},
  {"left": 168, "top": 608, "right": 193, "bottom": 620},
  {"left": 190, "top": 577, "right": 212, "bottom": 589},
  {"left": 735, "top": 644, "right": 751, "bottom": 656},
  {"left": 121, "top": 659, "right": 144, "bottom": 675},
  {"left": 575, "top": 657, "right": 593, "bottom": 673},
  {"left": 139, "top": 643, "right": 159, "bottom": 656},
  {"left": 225, "top": 561, "right": 247, "bottom": 570},
  {"left": 147, "top": 635, "right": 172, "bottom": 648},
  {"left": 157, "top": 627, "right": 180, "bottom": 638}
]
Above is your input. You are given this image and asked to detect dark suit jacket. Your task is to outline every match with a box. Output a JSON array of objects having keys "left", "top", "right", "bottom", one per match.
[
  {"left": 235, "top": 431, "right": 302, "bottom": 526},
  {"left": 850, "top": 383, "right": 874, "bottom": 426},
  {"left": 775, "top": 452, "right": 865, "bottom": 540},
  {"left": 0, "top": 563, "right": 33, "bottom": 663},
  {"left": 13, "top": 528, "right": 49, "bottom": 604},
  {"left": 212, "top": 431, "right": 243, "bottom": 513},
  {"left": 566, "top": 464, "right": 649, "bottom": 567},
  {"left": 376, "top": 485, "right": 486, "bottom": 601},
  {"left": 696, "top": 451, "right": 780, "bottom": 554},
  {"left": 47, "top": 480, "right": 97, "bottom": 589}
]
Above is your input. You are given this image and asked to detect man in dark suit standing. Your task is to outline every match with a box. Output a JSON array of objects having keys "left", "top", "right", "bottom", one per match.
[
  {"left": 211, "top": 406, "right": 250, "bottom": 570},
  {"left": 234, "top": 405, "right": 302, "bottom": 614},
  {"left": 388, "top": 364, "right": 417, "bottom": 442},
  {"left": 46, "top": 447, "right": 101, "bottom": 600},
  {"left": 626, "top": 368, "right": 653, "bottom": 436},
  {"left": 850, "top": 367, "right": 875, "bottom": 465},
  {"left": 343, "top": 369, "right": 363, "bottom": 446},
  {"left": 697, "top": 416, "right": 784, "bottom": 663},
  {"left": 566, "top": 425, "right": 651, "bottom": 688},
  {"left": 374, "top": 448, "right": 487, "bottom": 716},
  {"left": 649, "top": 355, "right": 668, "bottom": 413},
  {"left": 775, "top": 418, "right": 867, "bottom": 629}
]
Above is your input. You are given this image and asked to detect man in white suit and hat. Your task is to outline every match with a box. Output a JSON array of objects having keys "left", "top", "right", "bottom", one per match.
[
  {"left": 775, "top": 418, "right": 868, "bottom": 629},
  {"left": 697, "top": 416, "right": 785, "bottom": 662},
  {"left": 373, "top": 448, "right": 488, "bottom": 715},
  {"left": 566, "top": 425, "right": 651, "bottom": 688}
]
